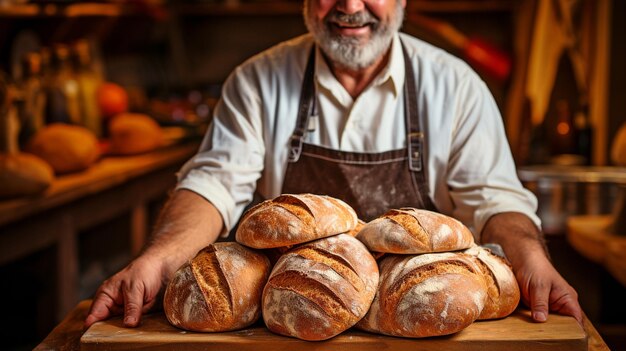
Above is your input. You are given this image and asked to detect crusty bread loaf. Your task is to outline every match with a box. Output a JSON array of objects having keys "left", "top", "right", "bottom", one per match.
[
  {"left": 262, "top": 219, "right": 366, "bottom": 266},
  {"left": 26, "top": 123, "right": 99, "bottom": 174},
  {"left": 357, "top": 252, "right": 487, "bottom": 338},
  {"left": 109, "top": 113, "right": 163, "bottom": 155},
  {"left": 262, "top": 234, "right": 378, "bottom": 340},
  {"left": 236, "top": 194, "right": 358, "bottom": 249},
  {"left": 0, "top": 153, "right": 54, "bottom": 198},
  {"left": 348, "top": 219, "right": 366, "bottom": 237},
  {"left": 464, "top": 246, "right": 520, "bottom": 319},
  {"left": 356, "top": 208, "right": 475, "bottom": 254},
  {"left": 163, "top": 242, "right": 270, "bottom": 332}
]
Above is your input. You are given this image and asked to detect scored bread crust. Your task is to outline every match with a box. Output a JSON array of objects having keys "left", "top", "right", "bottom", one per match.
[
  {"left": 262, "top": 234, "right": 379, "bottom": 341},
  {"left": 464, "top": 246, "right": 520, "bottom": 319},
  {"left": 163, "top": 242, "right": 271, "bottom": 332},
  {"left": 261, "top": 219, "right": 367, "bottom": 266},
  {"left": 356, "top": 208, "right": 475, "bottom": 254},
  {"left": 357, "top": 252, "right": 487, "bottom": 338},
  {"left": 236, "top": 194, "right": 359, "bottom": 249}
]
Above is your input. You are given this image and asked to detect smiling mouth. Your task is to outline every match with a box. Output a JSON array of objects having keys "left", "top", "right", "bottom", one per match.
[
  {"left": 330, "top": 21, "right": 376, "bottom": 33},
  {"left": 333, "top": 21, "right": 370, "bottom": 28},
  {"left": 324, "top": 10, "right": 379, "bottom": 34}
]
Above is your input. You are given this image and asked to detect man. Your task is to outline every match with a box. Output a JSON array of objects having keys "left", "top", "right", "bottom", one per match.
[{"left": 85, "top": 0, "right": 582, "bottom": 329}]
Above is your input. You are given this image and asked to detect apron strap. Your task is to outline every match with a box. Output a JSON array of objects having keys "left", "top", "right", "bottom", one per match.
[
  {"left": 288, "top": 45, "right": 317, "bottom": 163},
  {"left": 401, "top": 40, "right": 437, "bottom": 211},
  {"left": 402, "top": 43, "right": 425, "bottom": 172}
]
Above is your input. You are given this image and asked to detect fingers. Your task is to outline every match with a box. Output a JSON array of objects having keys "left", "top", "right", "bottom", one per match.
[
  {"left": 550, "top": 286, "right": 583, "bottom": 325},
  {"left": 519, "top": 262, "right": 583, "bottom": 325},
  {"left": 84, "top": 288, "right": 122, "bottom": 329},
  {"left": 83, "top": 256, "right": 166, "bottom": 329},
  {"left": 529, "top": 279, "right": 550, "bottom": 322},
  {"left": 122, "top": 280, "right": 145, "bottom": 327}
]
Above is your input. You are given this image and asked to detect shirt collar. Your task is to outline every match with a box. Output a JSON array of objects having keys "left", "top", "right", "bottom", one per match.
[
  {"left": 382, "top": 34, "right": 405, "bottom": 97},
  {"left": 314, "top": 33, "right": 405, "bottom": 101}
]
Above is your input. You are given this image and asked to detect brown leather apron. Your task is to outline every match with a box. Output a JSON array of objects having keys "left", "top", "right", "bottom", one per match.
[{"left": 282, "top": 42, "right": 437, "bottom": 221}]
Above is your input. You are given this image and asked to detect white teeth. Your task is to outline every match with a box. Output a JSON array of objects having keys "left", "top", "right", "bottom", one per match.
[{"left": 336, "top": 22, "right": 366, "bottom": 28}]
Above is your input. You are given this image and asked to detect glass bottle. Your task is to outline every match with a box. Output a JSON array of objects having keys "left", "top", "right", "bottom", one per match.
[
  {"left": 39, "top": 46, "right": 53, "bottom": 119},
  {"left": 46, "top": 44, "right": 82, "bottom": 125},
  {"left": 17, "top": 52, "right": 47, "bottom": 148},
  {"left": 72, "top": 39, "right": 103, "bottom": 137},
  {"left": 573, "top": 100, "right": 593, "bottom": 165},
  {"left": 0, "top": 71, "right": 20, "bottom": 155}
]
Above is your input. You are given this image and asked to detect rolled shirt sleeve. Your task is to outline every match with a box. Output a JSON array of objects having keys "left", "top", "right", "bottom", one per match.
[
  {"left": 445, "top": 74, "right": 541, "bottom": 238},
  {"left": 176, "top": 65, "right": 265, "bottom": 236}
]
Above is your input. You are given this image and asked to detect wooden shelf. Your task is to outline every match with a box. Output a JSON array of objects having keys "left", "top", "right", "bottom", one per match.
[
  {"left": 173, "top": 1, "right": 516, "bottom": 17},
  {"left": 410, "top": 0, "right": 517, "bottom": 13},
  {"left": 0, "top": 142, "right": 198, "bottom": 227},
  {"left": 0, "top": 2, "right": 302, "bottom": 18},
  {"left": 0, "top": 3, "right": 128, "bottom": 18},
  {"left": 172, "top": 2, "right": 302, "bottom": 17},
  {"left": 0, "top": 0, "right": 516, "bottom": 18},
  {"left": 0, "top": 3, "right": 39, "bottom": 17}
]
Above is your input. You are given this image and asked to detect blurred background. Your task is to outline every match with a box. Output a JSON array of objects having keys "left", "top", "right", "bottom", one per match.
[{"left": 0, "top": 0, "right": 624, "bottom": 349}]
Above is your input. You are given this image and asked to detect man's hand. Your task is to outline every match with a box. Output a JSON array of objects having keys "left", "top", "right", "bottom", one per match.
[
  {"left": 83, "top": 190, "right": 224, "bottom": 329},
  {"left": 514, "top": 248, "right": 582, "bottom": 324},
  {"left": 482, "top": 212, "right": 583, "bottom": 324},
  {"left": 84, "top": 255, "right": 165, "bottom": 328}
]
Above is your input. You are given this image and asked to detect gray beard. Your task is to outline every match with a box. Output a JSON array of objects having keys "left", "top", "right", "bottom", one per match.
[{"left": 304, "top": 0, "right": 404, "bottom": 70}]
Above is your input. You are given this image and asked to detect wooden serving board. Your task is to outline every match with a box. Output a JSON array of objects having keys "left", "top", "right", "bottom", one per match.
[{"left": 81, "top": 309, "right": 587, "bottom": 351}]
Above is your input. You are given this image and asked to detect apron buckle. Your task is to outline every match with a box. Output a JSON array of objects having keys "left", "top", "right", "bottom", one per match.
[
  {"left": 288, "top": 135, "right": 304, "bottom": 162},
  {"left": 408, "top": 132, "right": 424, "bottom": 172}
]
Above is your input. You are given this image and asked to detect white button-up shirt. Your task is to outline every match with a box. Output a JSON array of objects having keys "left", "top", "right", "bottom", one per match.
[{"left": 177, "top": 32, "right": 540, "bottom": 239}]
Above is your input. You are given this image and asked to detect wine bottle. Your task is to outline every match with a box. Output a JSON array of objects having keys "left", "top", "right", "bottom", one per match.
[
  {"left": 17, "top": 52, "right": 46, "bottom": 148},
  {"left": 573, "top": 101, "right": 593, "bottom": 165},
  {"left": 72, "top": 39, "right": 103, "bottom": 137}
]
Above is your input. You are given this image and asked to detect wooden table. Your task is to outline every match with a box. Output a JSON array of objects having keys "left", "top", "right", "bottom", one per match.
[
  {"left": 35, "top": 300, "right": 609, "bottom": 351},
  {"left": 0, "top": 142, "right": 198, "bottom": 320}
]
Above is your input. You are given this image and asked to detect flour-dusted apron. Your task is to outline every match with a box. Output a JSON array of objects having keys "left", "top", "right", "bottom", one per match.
[{"left": 282, "top": 42, "right": 437, "bottom": 221}]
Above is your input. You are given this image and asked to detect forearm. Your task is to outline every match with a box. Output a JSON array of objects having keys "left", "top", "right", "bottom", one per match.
[
  {"left": 142, "top": 189, "right": 224, "bottom": 279},
  {"left": 481, "top": 212, "right": 548, "bottom": 271}
]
